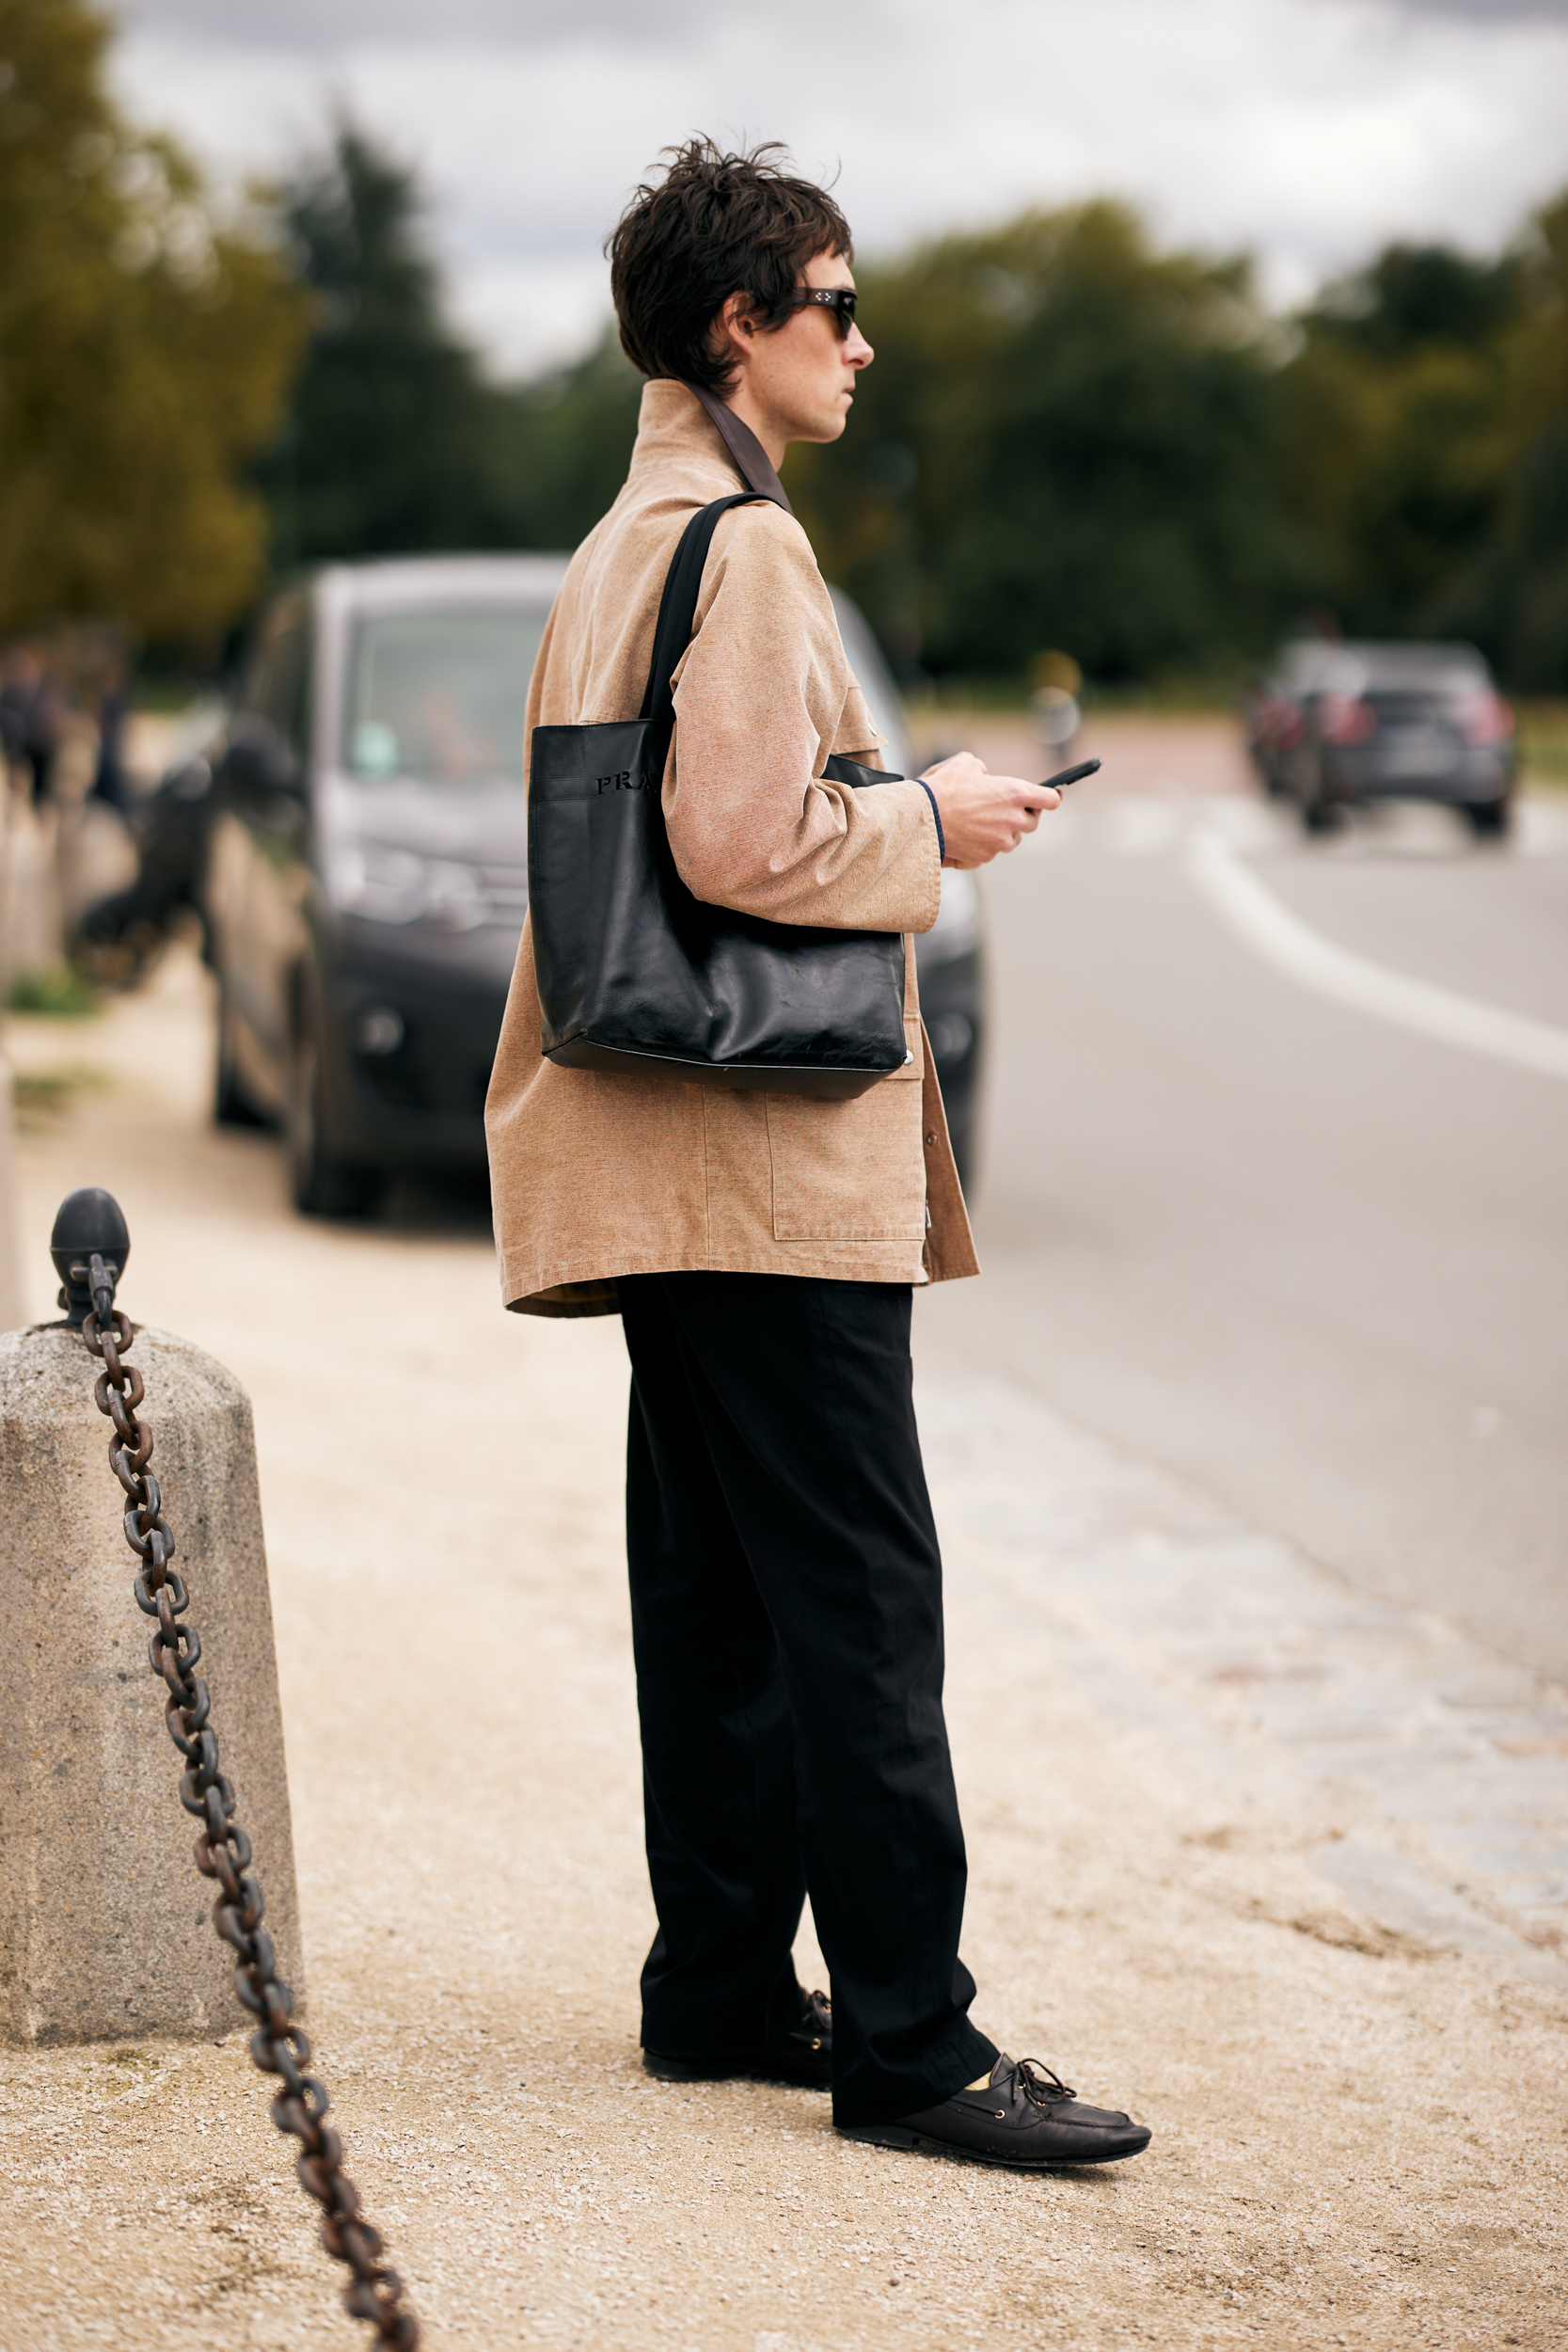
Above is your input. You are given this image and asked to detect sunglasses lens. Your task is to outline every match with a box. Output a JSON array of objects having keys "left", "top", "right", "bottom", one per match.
[{"left": 793, "top": 287, "right": 855, "bottom": 333}]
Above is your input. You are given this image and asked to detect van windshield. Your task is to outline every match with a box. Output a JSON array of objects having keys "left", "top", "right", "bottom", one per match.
[{"left": 342, "top": 607, "right": 546, "bottom": 784}]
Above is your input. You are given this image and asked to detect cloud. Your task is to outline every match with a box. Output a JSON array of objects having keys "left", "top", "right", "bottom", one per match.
[
  {"left": 108, "top": 0, "right": 1568, "bottom": 373},
  {"left": 1391, "top": 0, "right": 1568, "bottom": 18},
  {"left": 117, "top": 0, "right": 787, "bottom": 51}
]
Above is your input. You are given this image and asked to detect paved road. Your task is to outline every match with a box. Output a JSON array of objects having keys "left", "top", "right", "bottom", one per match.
[{"left": 922, "top": 775, "right": 1568, "bottom": 1682}]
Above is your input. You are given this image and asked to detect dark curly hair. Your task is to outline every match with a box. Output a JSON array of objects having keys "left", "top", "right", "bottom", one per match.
[{"left": 607, "top": 137, "right": 852, "bottom": 395}]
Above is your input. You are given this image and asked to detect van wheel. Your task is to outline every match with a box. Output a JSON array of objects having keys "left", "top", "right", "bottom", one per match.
[
  {"left": 286, "top": 1001, "right": 382, "bottom": 1218},
  {"left": 1466, "top": 797, "right": 1512, "bottom": 840},
  {"left": 214, "top": 981, "right": 267, "bottom": 1128}
]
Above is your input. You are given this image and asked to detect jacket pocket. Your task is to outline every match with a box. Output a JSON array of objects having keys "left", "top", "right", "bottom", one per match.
[{"left": 766, "top": 1057, "right": 927, "bottom": 1242}]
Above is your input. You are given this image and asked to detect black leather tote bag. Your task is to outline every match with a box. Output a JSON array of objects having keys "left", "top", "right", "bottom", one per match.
[{"left": 528, "top": 492, "right": 911, "bottom": 1100}]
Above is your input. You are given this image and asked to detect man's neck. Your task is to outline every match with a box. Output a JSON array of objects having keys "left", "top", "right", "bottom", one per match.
[
  {"left": 723, "top": 387, "right": 787, "bottom": 473},
  {"left": 681, "top": 383, "right": 793, "bottom": 516}
]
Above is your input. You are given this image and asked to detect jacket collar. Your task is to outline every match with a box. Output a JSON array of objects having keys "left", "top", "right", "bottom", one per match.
[
  {"left": 628, "top": 379, "right": 794, "bottom": 515},
  {"left": 680, "top": 383, "right": 793, "bottom": 514}
]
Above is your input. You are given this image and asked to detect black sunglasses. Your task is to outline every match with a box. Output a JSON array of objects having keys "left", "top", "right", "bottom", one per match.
[{"left": 787, "top": 286, "right": 858, "bottom": 335}]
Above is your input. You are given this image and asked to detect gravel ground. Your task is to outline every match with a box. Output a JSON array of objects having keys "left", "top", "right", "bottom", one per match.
[{"left": 2, "top": 940, "right": 1564, "bottom": 2351}]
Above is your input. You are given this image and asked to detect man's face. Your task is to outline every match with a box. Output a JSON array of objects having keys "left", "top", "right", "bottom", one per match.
[{"left": 725, "top": 247, "right": 874, "bottom": 449}]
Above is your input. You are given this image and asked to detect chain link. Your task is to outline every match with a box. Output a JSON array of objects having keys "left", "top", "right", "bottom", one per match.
[{"left": 82, "top": 1294, "right": 420, "bottom": 2348}]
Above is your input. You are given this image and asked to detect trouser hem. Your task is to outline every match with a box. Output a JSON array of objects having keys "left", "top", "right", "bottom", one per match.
[{"left": 830, "top": 2020, "right": 998, "bottom": 2130}]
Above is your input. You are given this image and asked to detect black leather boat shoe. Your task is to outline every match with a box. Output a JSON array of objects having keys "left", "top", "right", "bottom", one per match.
[
  {"left": 642, "top": 1988, "right": 832, "bottom": 2090},
  {"left": 838, "top": 2053, "right": 1151, "bottom": 2169}
]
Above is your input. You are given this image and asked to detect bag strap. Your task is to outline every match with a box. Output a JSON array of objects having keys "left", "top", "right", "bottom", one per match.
[{"left": 639, "top": 492, "right": 769, "bottom": 727}]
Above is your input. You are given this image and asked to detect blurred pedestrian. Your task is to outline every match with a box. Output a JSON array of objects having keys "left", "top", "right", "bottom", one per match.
[
  {"left": 0, "top": 646, "right": 26, "bottom": 773},
  {"left": 1, "top": 645, "right": 41, "bottom": 798},
  {"left": 0, "top": 644, "right": 66, "bottom": 809},
  {"left": 1030, "top": 647, "right": 1083, "bottom": 760},
  {"left": 486, "top": 138, "right": 1150, "bottom": 2173},
  {"left": 87, "top": 652, "right": 133, "bottom": 814}
]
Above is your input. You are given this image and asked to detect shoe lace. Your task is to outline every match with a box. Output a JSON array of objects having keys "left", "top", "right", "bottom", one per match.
[{"left": 1014, "top": 2058, "right": 1075, "bottom": 2107}]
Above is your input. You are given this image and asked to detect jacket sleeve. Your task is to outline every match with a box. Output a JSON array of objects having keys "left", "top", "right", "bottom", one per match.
[{"left": 663, "top": 502, "right": 942, "bottom": 933}]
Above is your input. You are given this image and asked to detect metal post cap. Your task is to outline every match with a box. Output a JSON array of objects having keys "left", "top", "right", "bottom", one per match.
[{"left": 50, "top": 1188, "right": 131, "bottom": 1327}]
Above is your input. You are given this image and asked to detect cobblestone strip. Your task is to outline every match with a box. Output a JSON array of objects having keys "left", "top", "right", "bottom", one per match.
[{"left": 919, "top": 1365, "right": 1568, "bottom": 1986}]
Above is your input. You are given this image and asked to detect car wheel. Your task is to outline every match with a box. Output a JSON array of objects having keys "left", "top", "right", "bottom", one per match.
[
  {"left": 286, "top": 997, "right": 382, "bottom": 1219},
  {"left": 1465, "top": 797, "right": 1512, "bottom": 841},
  {"left": 214, "top": 980, "right": 268, "bottom": 1128}
]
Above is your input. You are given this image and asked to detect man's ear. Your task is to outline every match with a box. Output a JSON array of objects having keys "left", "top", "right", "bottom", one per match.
[{"left": 714, "top": 290, "right": 758, "bottom": 375}]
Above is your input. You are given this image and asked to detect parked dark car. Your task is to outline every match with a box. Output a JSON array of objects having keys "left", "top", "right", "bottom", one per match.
[
  {"left": 1246, "top": 640, "right": 1518, "bottom": 836},
  {"left": 203, "top": 558, "right": 986, "bottom": 1216}
]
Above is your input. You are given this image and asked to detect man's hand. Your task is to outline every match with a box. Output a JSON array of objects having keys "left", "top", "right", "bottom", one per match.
[{"left": 921, "top": 752, "right": 1061, "bottom": 869}]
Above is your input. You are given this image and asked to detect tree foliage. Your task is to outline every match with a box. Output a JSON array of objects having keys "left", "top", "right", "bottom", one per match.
[
  {"left": 499, "top": 326, "right": 644, "bottom": 553},
  {"left": 0, "top": 0, "right": 308, "bottom": 642},
  {"left": 9, "top": 12, "right": 1565, "bottom": 695},
  {"left": 482, "top": 201, "right": 1313, "bottom": 687},
  {"left": 493, "top": 191, "right": 1568, "bottom": 693},
  {"left": 784, "top": 203, "right": 1307, "bottom": 683},
  {"left": 258, "top": 127, "right": 532, "bottom": 564},
  {"left": 1279, "top": 206, "right": 1568, "bottom": 688}
]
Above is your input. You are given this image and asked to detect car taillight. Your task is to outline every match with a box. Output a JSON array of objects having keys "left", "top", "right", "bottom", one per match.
[
  {"left": 1457, "top": 691, "right": 1514, "bottom": 744},
  {"left": 1318, "top": 692, "right": 1376, "bottom": 745}
]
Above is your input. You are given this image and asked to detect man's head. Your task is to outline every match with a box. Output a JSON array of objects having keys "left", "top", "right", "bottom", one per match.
[{"left": 608, "top": 138, "right": 873, "bottom": 463}]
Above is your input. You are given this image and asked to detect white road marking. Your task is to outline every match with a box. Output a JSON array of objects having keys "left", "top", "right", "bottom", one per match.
[
  {"left": 1101, "top": 800, "right": 1186, "bottom": 856},
  {"left": 1186, "top": 826, "right": 1568, "bottom": 1083},
  {"left": 1021, "top": 788, "right": 1568, "bottom": 861}
]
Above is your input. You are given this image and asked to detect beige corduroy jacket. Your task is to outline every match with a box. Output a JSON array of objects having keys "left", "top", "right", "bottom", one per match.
[{"left": 484, "top": 380, "right": 980, "bottom": 1316}]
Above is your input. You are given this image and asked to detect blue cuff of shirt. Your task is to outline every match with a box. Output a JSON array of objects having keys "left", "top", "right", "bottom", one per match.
[{"left": 916, "top": 777, "right": 945, "bottom": 863}]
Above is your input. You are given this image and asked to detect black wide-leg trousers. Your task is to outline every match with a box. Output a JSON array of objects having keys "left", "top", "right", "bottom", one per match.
[{"left": 618, "top": 1269, "right": 995, "bottom": 2126}]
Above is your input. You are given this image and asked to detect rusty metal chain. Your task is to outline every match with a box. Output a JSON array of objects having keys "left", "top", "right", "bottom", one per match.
[{"left": 79, "top": 1254, "right": 420, "bottom": 2349}]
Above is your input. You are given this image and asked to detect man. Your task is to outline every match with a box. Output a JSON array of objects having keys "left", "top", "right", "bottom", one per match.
[{"left": 486, "top": 139, "right": 1149, "bottom": 2171}]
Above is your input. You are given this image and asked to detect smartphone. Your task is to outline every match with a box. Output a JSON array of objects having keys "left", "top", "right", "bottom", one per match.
[{"left": 1041, "top": 757, "right": 1101, "bottom": 791}]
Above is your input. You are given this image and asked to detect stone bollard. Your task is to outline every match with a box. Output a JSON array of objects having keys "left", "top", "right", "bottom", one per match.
[{"left": 0, "top": 1195, "right": 303, "bottom": 2043}]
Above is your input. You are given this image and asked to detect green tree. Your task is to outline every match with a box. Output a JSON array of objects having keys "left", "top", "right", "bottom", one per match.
[
  {"left": 1310, "top": 242, "right": 1528, "bottom": 361},
  {"left": 260, "top": 126, "right": 532, "bottom": 563},
  {"left": 785, "top": 202, "right": 1307, "bottom": 683},
  {"left": 0, "top": 0, "right": 308, "bottom": 642},
  {"left": 499, "top": 324, "right": 644, "bottom": 552},
  {"left": 1278, "top": 208, "right": 1568, "bottom": 687},
  {"left": 1457, "top": 197, "right": 1568, "bottom": 689}
]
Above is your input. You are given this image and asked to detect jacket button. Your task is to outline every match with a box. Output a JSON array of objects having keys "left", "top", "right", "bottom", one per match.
[{"left": 924, "top": 1133, "right": 937, "bottom": 1146}]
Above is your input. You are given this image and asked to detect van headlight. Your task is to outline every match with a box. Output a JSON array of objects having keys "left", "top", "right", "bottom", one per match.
[{"left": 329, "top": 842, "right": 485, "bottom": 930}]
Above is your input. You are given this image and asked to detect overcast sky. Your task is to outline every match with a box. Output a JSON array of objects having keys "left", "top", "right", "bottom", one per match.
[{"left": 109, "top": 0, "right": 1568, "bottom": 376}]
